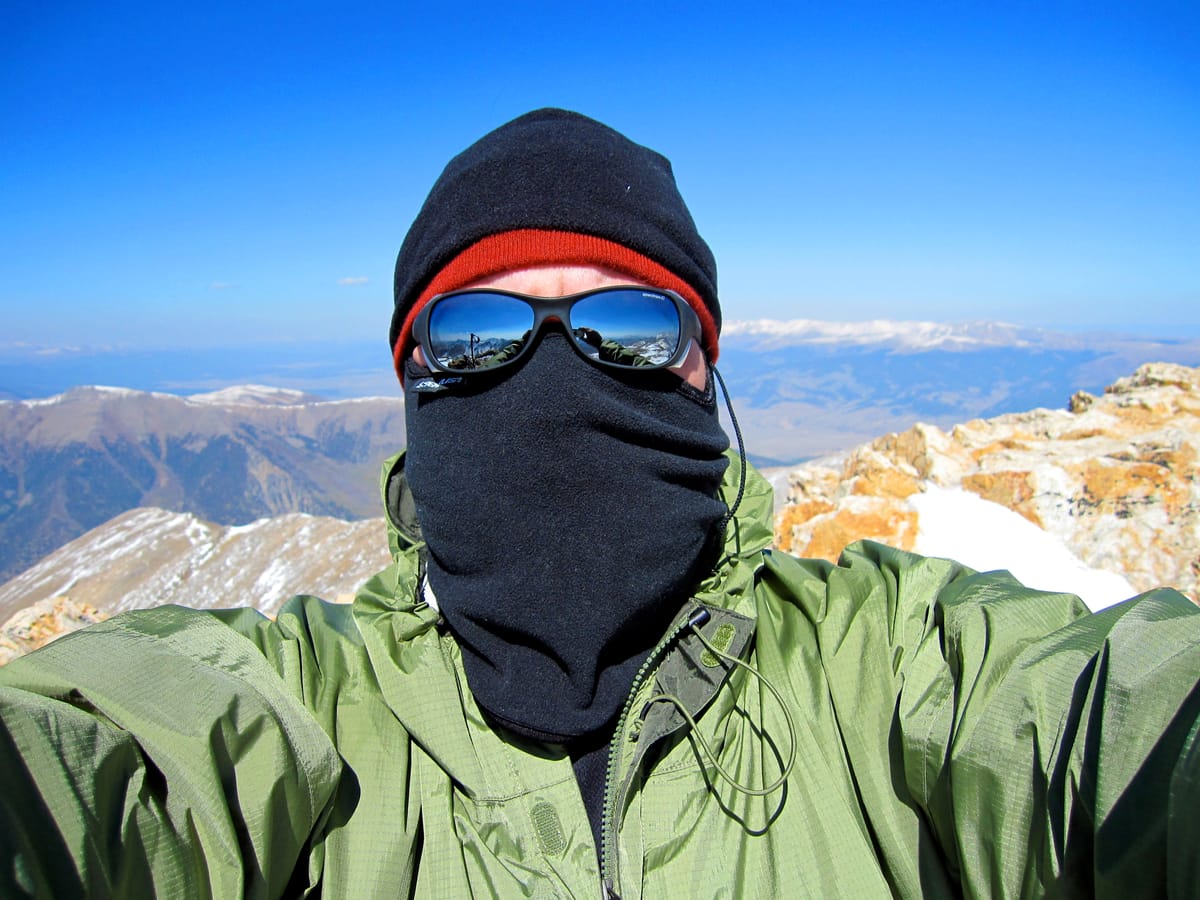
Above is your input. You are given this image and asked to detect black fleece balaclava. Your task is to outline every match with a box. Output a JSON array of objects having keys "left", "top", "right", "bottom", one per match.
[
  {"left": 404, "top": 335, "right": 729, "bottom": 741},
  {"left": 395, "top": 108, "right": 731, "bottom": 742}
]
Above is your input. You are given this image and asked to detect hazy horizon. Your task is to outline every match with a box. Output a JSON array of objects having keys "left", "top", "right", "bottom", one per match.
[{"left": 4, "top": 317, "right": 1199, "bottom": 407}]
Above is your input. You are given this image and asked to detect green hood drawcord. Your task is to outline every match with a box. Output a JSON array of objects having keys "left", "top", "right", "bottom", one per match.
[
  {"left": 713, "top": 366, "right": 747, "bottom": 544},
  {"left": 644, "top": 614, "right": 797, "bottom": 799}
]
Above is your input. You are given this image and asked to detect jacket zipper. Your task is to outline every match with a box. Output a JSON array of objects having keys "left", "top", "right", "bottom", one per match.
[{"left": 599, "top": 606, "right": 710, "bottom": 899}]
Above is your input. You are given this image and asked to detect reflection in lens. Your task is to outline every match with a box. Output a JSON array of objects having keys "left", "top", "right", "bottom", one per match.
[
  {"left": 571, "top": 290, "right": 680, "bottom": 366},
  {"left": 429, "top": 294, "right": 534, "bottom": 370}
]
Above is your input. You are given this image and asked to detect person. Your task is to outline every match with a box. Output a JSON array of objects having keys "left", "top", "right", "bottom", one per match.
[{"left": 1, "top": 108, "right": 1198, "bottom": 900}]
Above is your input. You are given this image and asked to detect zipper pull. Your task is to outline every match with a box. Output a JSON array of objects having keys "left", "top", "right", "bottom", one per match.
[{"left": 603, "top": 877, "right": 621, "bottom": 900}]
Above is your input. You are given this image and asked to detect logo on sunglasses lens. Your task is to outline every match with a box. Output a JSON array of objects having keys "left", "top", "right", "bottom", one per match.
[{"left": 413, "top": 376, "right": 464, "bottom": 393}]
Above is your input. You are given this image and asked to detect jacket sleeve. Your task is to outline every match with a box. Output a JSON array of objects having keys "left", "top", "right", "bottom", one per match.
[
  {"left": 827, "top": 541, "right": 1200, "bottom": 898},
  {"left": 0, "top": 604, "right": 343, "bottom": 899}
]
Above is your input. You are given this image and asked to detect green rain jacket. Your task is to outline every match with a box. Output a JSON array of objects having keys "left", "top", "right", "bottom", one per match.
[{"left": 1, "top": 452, "right": 1198, "bottom": 899}]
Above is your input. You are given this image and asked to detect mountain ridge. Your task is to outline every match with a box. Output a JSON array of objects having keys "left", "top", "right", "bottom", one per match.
[
  {"left": 0, "top": 388, "right": 405, "bottom": 582},
  {"left": 3, "top": 362, "right": 1197, "bottom": 663},
  {"left": 0, "top": 506, "right": 391, "bottom": 628},
  {"left": 4, "top": 320, "right": 1200, "bottom": 580}
]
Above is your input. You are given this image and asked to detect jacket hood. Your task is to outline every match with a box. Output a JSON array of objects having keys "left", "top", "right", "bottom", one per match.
[
  {"left": 356, "top": 448, "right": 775, "bottom": 792},
  {"left": 380, "top": 449, "right": 424, "bottom": 558}
]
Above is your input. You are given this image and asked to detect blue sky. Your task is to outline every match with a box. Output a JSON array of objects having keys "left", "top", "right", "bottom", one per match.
[{"left": 2, "top": 1, "right": 1197, "bottom": 354}]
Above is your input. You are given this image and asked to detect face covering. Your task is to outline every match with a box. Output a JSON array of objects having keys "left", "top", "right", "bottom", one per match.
[{"left": 404, "top": 331, "right": 730, "bottom": 742}]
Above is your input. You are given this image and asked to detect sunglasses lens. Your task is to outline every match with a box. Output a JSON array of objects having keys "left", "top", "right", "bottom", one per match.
[
  {"left": 570, "top": 290, "right": 681, "bottom": 367},
  {"left": 426, "top": 294, "right": 536, "bottom": 370}
]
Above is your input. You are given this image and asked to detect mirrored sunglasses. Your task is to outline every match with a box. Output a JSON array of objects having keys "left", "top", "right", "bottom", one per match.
[{"left": 412, "top": 286, "right": 701, "bottom": 375}]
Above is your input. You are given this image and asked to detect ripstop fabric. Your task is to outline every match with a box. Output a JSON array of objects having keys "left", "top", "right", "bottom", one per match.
[{"left": 1, "top": 454, "right": 1198, "bottom": 898}]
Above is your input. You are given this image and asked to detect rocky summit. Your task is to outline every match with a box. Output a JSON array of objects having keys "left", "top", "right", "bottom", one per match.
[{"left": 776, "top": 362, "right": 1200, "bottom": 604}]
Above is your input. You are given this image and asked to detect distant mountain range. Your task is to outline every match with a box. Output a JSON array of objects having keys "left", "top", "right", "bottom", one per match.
[
  {"left": 717, "top": 319, "right": 1200, "bottom": 462},
  {"left": 0, "top": 385, "right": 404, "bottom": 583},
  {"left": 2, "top": 319, "right": 1199, "bottom": 582}
]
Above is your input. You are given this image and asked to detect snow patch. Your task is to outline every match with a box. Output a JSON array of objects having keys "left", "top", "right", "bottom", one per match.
[
  {"left": 11, "top": 385, "right": 177, "bottom": 407},
  {"left": 187, "top": 385, "right": 313, "bottom": 406},
  {"left": 722, "top": 318, "right": 1033, "bottom": 351},
  {"left": 910, "top": 486, "right": 1135, "bottom": 612}
]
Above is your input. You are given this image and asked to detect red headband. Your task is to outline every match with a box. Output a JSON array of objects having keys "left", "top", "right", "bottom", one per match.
[{"left": 393, "top": 229, "right": 720, "bottom": 381}]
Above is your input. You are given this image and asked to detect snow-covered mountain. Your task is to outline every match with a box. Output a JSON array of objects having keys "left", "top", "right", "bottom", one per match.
[
  {"left": 722, "top": 317, "right": 1040, "bottom": 349},
  {"left": 0, "top": 386, "right": 405, "bottom": 583},
  {"left": 0, "top": 507, "right": 391, "bottom": 626},
  {"left": 0, "top": 508, "right": 393, "bottom": 663},
  {"left": 187, "top": 384, "right": 322, "bottom": 406}
]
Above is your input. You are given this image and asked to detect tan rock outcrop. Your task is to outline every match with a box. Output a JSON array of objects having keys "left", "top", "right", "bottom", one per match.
[
  {"left": 776, "top": 363, "right": 1200, "bottom": 603},
  {"left": 0, "top": 596, "right": 107, "bottom": 665}
]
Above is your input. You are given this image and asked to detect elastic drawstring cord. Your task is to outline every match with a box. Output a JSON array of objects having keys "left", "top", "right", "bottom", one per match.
[
  {"left": 643, "top": 618, "right": 797, "bottom": 799},
  {"left": 713, "top": 366, "right": 747, "bottom": 529}
]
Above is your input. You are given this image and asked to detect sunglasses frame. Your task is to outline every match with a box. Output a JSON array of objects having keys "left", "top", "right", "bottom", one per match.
[{"left": 411, "top": 285, "right": 702, "bottom": 375}]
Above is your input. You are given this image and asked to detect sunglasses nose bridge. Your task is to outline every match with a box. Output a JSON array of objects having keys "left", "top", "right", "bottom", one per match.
[{"left": 529, "top": 297, "right": 573, "bottom": 333}]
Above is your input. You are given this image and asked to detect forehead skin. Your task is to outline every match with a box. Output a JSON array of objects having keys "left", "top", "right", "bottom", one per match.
[
  {"left": 460, "top": 263, "right": 636, "bottom": 296},
  {"left": 416, "top": 264, "right": 710, "bottom": 389}
]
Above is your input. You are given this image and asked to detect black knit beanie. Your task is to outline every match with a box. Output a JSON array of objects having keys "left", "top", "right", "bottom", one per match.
[{"left": 390, "top": 108, "right": 720, "bottom": 374}]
